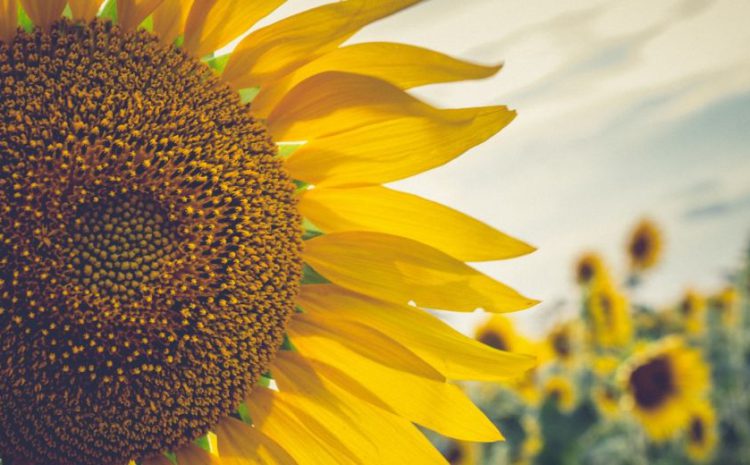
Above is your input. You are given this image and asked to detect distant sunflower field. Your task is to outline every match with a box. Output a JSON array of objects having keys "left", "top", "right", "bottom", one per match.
[{"left": 439, "top": 220, "right": 750, "bottom": 465}]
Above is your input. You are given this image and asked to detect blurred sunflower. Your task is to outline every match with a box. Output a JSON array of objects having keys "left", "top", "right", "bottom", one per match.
[
  {"left": 441, "top": 440, "right": 478, "bottom": 465},
  {"left": 678, "top": 289, "right": 707, "bottom": 335},
  {"left": 0, "top": 2, "right": 538, "bottom": 465},
  {"left": 517, "top": 414, "right": 542, "bottom": 465},
  {"left": 684, "top": 401, "right": 718, "bottom": 463},
  {"left": 574, "top": 251, "right": 605, "bottom": 286},
  {"left": 626, "top": 218, "right": 662, "bottom": 272},
  {"left": 586, "top": 278, "right": 632, "bottom": 348},
  {"left": 709, "top": 286, "right": 739, "bottom": 326},
  {"left": 619, "top": 337, "right": 709, "bottom": 441},
  {"left": 542, "top": 321, "right": 579, "bottom": 365},
  {"left": 592, "top": 384, "right": 620, "bottom": 418},
  {"left": 542, "top": 375, "right": 577, "bottom": 413}
]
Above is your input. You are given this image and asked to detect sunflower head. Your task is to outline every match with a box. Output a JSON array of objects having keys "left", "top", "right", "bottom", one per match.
[
  {"left": 442, "top": 439, "right": 478, "bottom": 465},
  {"left": 678, "top": 289, "right": 707, "bottom": 334},
  {"left": 542, "top": 374, "right": 577, "bottom": 413},
  {"left": 475, "top": 315, "right": 530, "bottom": 354},
  {"left": 575, "top": 252, "right": 605, "bottom": 285},
  {"left": 709, "top": 286, "right": 739, "bottom": 326},
  {"left": 0, "top": 1, "right": 539, "bottom": 464},
  {"left": 627, "top": 218, "right": 662, "bottom": 272},
  {"left": 593, "top": 383, "right": 620, "bottom": 418},
  {"left": 685, "top": 401, "right": 718, "bottom": 462},
  {"left": 586, "top": 278, "right": 632, "bottom": 348},
  {"left": 619, "top": 337, "right": 710, "bottom": 441}
]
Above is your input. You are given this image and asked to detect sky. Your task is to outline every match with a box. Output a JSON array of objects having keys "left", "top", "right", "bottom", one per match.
[{"left": 252, "top": 0, "right": 750, "bottom": 336}]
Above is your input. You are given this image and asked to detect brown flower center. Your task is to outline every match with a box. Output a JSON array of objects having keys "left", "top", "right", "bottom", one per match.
[
  {"left": 0, "top": 19, "right": 301, "bottom": 465},
  {"left": 629, "top": 356, "right": 675, "bottom": 410}
]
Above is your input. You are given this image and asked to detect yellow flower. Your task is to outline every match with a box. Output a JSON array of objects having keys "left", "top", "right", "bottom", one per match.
[
  {"left": 678, "top": 289, "right": 707, "bottom": 335},
  {"left": 514, "top": 415, "right": 542, "bottom": 465},
  {"left": 475, "top": 315, "right": 535, "bottom": 355},
  {"left": 0, "top": 2, "right": 538, "bottom": 465},
  {"left": 627, "top": 218, "right": 663, "bottom": 272},
  {"left": 619, "top": 337, "right": 710, "bottom": 441},
  {"left": 684, "top": 401, "right": 718, "bottom": 462},
  {"left": 709, "top": 286, "right": 739, "bottom": 326},
  {"left": 586, "top": 278, "right": 633, "bottom": 348},
  {"left": 592, "top": 384, "right": 620, "bottom": 418},
  {"left": 442, "top": 440, "right": 478, "bottom": 465},
  {"left": 543, "top": 374, "right": 577, "bottom": 413},
  {"left": 575, "top": 251, "right": 605, "bottom": 285},
  {"left": 541, "top": 321, "right": 581, "bottom": 365}
]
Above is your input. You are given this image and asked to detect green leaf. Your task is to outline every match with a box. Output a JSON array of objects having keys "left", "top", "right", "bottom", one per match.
[
  {"left": 204, "top": 53, "right": 230, "bottom": 72},
  {"left": 17, "top": 4, "right": 33, "bottom": 33},
  {"left": 100, "top": 0, "right": 118, "bottom": 22}
]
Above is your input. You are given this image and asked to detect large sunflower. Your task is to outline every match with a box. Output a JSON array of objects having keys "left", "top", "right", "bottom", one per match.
[
  {"left": 0, "top": 1, "right": 537, "bottom": 465},
  {"left": 618, "top": 337, "right": 709, "bottom": 441}
]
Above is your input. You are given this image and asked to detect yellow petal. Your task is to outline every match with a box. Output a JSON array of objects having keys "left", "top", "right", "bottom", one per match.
[
  {"left": 291, "top": 312, "right": 443, "bottom": 381},
  {"left": 300, "top": 185, "right": 534, "bottom": 261},
  {"left": 117, "top": 0, "right": 165, "bottom": 31},
  {"left": 152, "top": 0, "right": 192, "bottom": 45},
  {"left": 247, "top": 388, "right": 356, "bottom": 464},
  {"left": 183, "top": 0, "right": 283, "bottom": 58},
  {"left": 175, "top": 443, "right": 221, "bottom": 465},
  {"left": 273, "top": 351, "right": 451, "bottom": 465},
  {"left": 297, "top": 284, "right": 535, "bottom": 381},
  {"left": 19, "top": 0, "right": 66, "bottom": 29},
  {"left": 215, "top": 417, "right": 296, "bottom": 465},
  {"left": 303, "top": 232, "right": 537, "bottom": 312},
  {"left": 223, "top": 0, "right": 420, "bottom": 89},
  {"left": 0, "top": 0, "right": 16, "bottom": 42},
  {"left": 142, "top": 455, "right": 174, "bottom": 465},
  {"left": 288, "top": 317, "right": 503, "bottom": 441},
  {"left": 252, "top": 42, "right": 501, "bottom": 117},
  {"left": 69, "top": 0, "right": 102, "bottom": 21},
  {"left": 267, "top": 71, "right": 448, "bottom": 141}
]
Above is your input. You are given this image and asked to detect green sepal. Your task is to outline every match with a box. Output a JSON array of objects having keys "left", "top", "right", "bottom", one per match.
[
  {"left": 17, "top": 5, "right": 33, "bottom": 33},
  {"left": 204, "top": 53, "right": 230, "bottom": 72},
  {"left": 100, "top": 0, "right": 118, "bottom": 22},
  {"left": 139, "top": 15, "right": 153, "bottom": 32},
  {"left": 301, "top": 264, "right": 329, "bottom": 284},
  {"left": 238, "top": 87, "right": 260, "bottom": 104},
  {"left": 194, "top": 435, "right": 211, "bottom": 452}
]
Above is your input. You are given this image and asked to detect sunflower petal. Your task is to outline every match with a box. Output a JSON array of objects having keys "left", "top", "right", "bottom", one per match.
[
  {"left": 215, "top": 417, "right": 297, "bottom": 465},
  {"left": 19, "top": 0, "right": 66, "bottom": 29},
  {"left": 175, "top": 443, "right": 221, "bottom": 465},
  {"left": 267, "top": 71, "right": 449, "bottom": 141},
  {"left": 291, "top": 313, "right": 443, "bottom": 381},
  {"left": 69, "top": 0, "right": 103, "bottom": 21},
  {"left": 300, "top": 185, "right": 534, "bottom": 261},
  {"left": 223, "top": 0, "right": 420, "bottom": 89},
  {"left": 289, "top": 317, "right": 503, "bottom": 441},
  {"left": 290, "top": 106, "right": 513, "bottom": 185},
  {"left": 303, "top": 232, "right": 537, "bottom": 312},
  {"left": 117, "top": 0, "right": 165, "bottom": 31},
  {"left": 152, "top": 0, "right": 192, "bottom": 45},
  {"left": 0, "top": 0, "right": 16, "bottom": 41},
  {"left": 297, "top": 284, "right": 536, "bottom": 380},
  {"left": 183, "top": 0, "right": 284, "bottom": 58},
  {"left": 252, "top": 42, "right": 501, "bottom": 116},
  {"left": 273, "top": 351, "right": 451, "bottom": 465},
  {"left": 247, "top": 388, "right": 355, "bottom": 464}
]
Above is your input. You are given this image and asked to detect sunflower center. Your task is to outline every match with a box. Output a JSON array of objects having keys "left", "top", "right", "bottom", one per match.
[
  {"left": 690, "top": 416, "right": 705, "bottom": 443},
  {"left": 629, "top": 356, "right": 674, "bottom": 410},
  {"left": 630, "top": 234, "right": 650, "bottom": 259},
  {"left": 552, "top": 332, "right": 571, "bottom": 357},
  {"left": 0, "top": 19, "right": 301, "bottom": 465},
  {"left": 577, "top": 262, "right": 594, "bottom": 283},
  {"left": 68, "top": 194, "right": 178, "bottom": 305},
  {"left": 479, "top": 330, "right": 508, "bottom": 351}
]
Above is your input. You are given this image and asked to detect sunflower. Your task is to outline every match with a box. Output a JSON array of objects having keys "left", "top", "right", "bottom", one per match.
[
  {"left": 574, "top": 251, "right": 605, "bottom": 286},
  {"left": 684, "top": 401, "right": 718, "bottom": 462},
  {"left": 542, "top": 374, "right": 577, "bottom": 413},
  {"left": 678, "top": 289, "right": 707, "bottom": 335},
  {"left": 618, "top": 337, "right": 710, "bottom": 441},
  {"left": 543, "top": 321, "right": 580, "bottom": 364},
  {"left": 709, "top": 286, "right": 739, "bottom": 326},
  {"left": 586, "top": 278, "right": 632, "bottom": 349},
  {"left": 626, "top": 218, "right": 662, "bottom": 272},
  {"left": 516, "top": 414, "right": 542, "bottom": 465},
  {"left": 0, "top": 2, "right": 538, "bottom": 465},
  {"left": 441, "top": 439, "right": 478, "bottom": 465},
  {"left": 592, "top": 383, "right": 620, "bottom": 418}
]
